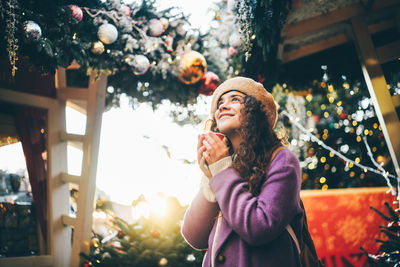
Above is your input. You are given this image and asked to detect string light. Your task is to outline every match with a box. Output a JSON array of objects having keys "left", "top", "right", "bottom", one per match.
[{"left": 280, "top": 110, "right": 398, "bottom": 196}]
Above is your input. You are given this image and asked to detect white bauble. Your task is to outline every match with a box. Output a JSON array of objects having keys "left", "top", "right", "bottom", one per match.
[
  {"left": 148, "top": 19, "right": 164, "bottom": 37},
  {"left": 97, "top": 23, "right": 118, "bottom": 45},
  {"left": 228, "top": 32, "right": 243, "bottom": 48},
  {"left": 132, "top": 55, "right": 150, "bottom": 75}
]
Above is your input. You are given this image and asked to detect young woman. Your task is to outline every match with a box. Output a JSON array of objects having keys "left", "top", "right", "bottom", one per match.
[{"left": 181, "top": 76, "right": 304, "bottom": 267}]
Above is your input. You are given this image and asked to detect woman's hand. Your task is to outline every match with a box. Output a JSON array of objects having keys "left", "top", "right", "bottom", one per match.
[
  {"left": 197, "top": 134, "right": 212, "bottom": 178},
  {"left": 201, "top": 132, "right": 230, "bottom": 166}
]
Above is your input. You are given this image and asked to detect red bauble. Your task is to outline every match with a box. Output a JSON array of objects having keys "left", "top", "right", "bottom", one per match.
[
  {"left": 340, "top": 113, "right": 346, "bottom": 119},
  {"left": 228, "top": 46, "right": 238, "bottom": 58},
  {"left": 199, "top": 72, "right": 220, "bottom": 96},
  {"left": 313, "top": 115, "right": 320, "bottom": 122},
  {"left": 117, "top": 230, "right": 124, "bottom": 239},
  {"left": 69, "top": 5, "right": 83, "bottom": 22}
]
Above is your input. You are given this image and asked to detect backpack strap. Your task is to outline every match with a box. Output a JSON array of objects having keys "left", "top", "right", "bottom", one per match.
[
  {"left": 268, "top": 146, "right": 301, "bottom": 256},
  {"left": 286, "top": 224, "right": 301, "bottom": 255}
]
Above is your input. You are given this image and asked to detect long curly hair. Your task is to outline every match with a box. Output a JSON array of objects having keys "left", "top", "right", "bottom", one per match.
[{"left": 205, "top": 95, "right": 282, "bottom": 195}]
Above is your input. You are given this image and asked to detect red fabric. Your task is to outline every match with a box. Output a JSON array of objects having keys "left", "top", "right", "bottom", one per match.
[
  {"left": 14, "top": 107, "right": 48, "bottom": 242},
  {"left": 301, "top": 188, "right": 396, "bottom": 267}
]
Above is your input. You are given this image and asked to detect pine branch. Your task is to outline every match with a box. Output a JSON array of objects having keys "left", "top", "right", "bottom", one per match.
[{"left": 370, "top": 205, "right": 392, "bottom": 221}]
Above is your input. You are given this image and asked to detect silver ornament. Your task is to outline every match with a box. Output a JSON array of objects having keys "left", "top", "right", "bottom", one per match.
[
  {"left": 132, "top": 55, "right": 150, "bottom": 75},
  {"left": 148, "top": 19, "right": 164, "bottom": 37},
  {"left": 23, "top": 20, "right": 42, "bottom": 42},
  {"left": 98, "top": 23, "right": 118, "bottom": 45},
  {"left": 229, "top": 32, "right": 243, "bottom": 48}
]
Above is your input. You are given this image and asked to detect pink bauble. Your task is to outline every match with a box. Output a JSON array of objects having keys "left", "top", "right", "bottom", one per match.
[
  {"left": 148, "top": 19, "right": 164, "bottom": 37},
  {"left": 69, "top": 5, "right": 83, "bottom": 22},
  {"left": 121, "top": 5, "right": 131, "bottom": 17},
  {"left": 228, "top": 46, "right": 238, "bottom": 58},
  {"left": 199, "top": 72, "right": 220, "bottom": 96}
]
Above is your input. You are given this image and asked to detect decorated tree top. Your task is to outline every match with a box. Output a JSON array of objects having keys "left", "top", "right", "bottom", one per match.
[{"left": 0, "top": 0, "right": 224, "bottom": 116}]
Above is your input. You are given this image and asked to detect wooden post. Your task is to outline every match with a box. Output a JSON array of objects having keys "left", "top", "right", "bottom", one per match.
[{"left": 350, "top": 16, "right": 400, "bottom": 177}]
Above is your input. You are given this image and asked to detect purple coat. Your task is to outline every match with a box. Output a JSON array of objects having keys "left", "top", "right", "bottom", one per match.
[{"left": 181, "top": 148, "right": 304, "bottom": 267}]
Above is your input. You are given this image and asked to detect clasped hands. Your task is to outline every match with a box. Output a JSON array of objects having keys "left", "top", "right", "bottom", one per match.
[{"left": 197, "top": 132, "right": 230, "bottom": 179}]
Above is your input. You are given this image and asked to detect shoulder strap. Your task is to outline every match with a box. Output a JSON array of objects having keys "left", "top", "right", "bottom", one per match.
[
  {"left": 286, "top": 224, "right": 301, "bottom": 255},
  {"left": 271, "top": 146, "right": 285, "bottom": 162}
]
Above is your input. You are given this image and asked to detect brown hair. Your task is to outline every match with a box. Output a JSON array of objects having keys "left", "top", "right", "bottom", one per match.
[{"left": 205, "top": 95, "right": 282, "bottom": 195}]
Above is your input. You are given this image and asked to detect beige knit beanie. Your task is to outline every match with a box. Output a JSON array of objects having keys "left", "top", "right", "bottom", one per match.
[{"left": 210, "top": 76, "right": 278, "bottom": 127}]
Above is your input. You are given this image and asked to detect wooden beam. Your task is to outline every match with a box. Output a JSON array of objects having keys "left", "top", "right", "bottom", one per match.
[
  {"left": 282, "top": 0, "right": 399, "bottom": 40},
  {"left": 376, "top": 40, "right": 400, "bottom": 64},
  {"left": 0, "top": 87, "right": 56, "bottom": 109},
  {"left": 60, "top": 131, "right": 85, "bottom": 143},
  {"left": 393, "top": 95, "right": 400, "bottom": 108},
  {"left": 281, "top": 18, "right": 396, "bottom": 63},
  {"left": 57, "top": 87, "right": 88, "bottom": 101},
  {"left": 61, "top": 172, "right": 81, "bottom": 185},
  {"left": 0, "top": 255, "right": 53, "bottom": 267},
  {"left": 67, "top": 100, "right": 87, "bottom": 115},
  {"left": 351, "top": 16, "right": 400, "bottom": 177},
  {"left": 55, "top": 67, "right": 67, "bottom": 89},
  {"left": 70, "top": 72, "right": 107, "bottom": 267},
  {"left": 62, "top": 215, "right": 76, "bottom": 228},
  {"left": 282, "top": 34, "right": 349, "bottom": 63}
]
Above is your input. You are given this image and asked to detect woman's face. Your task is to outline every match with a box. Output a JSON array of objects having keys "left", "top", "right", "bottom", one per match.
[{"left": 214, "top": 90, "right": 246, "bottom": 135}]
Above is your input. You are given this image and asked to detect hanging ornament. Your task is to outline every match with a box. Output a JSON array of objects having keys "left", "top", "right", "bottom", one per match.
[
  {"left": 229, "top": 32, "right": 243, "bottom": 48},
  {"left": 158, "top": 258, "right": 168, "bottom": 266},
  {"left": 91, "top": 41, "right": 105, "bottom": 54},
  {"left": 98, "top": 23, "right": 118, "bottom": 45},
  {"left": 228, "top": 46, "right": 238, "bottom": 58},
  {"left": 165, "top": 34, "right": 173, "bottom": 52},
  {"left": 199, "top": 72, "right": 220, "bottom": 96},
  {"left": 186, "top": 254, "right": 196, "bottom": 262},
  {"left": 160, "top": 18, "right": 169, "bottom": 30},
  {"left": 82, "top": 261, "right": 92, "bottom": 267},
  {"left": 120, "top": 5, "right": 131, "bottom": 17},
  {"left": 68, "top": 5, "right": 83, "bottom": 22},
  {"left": 117, "top": 230, "right": 124, "bottom": 239},
  {"left": 23, "top": 20, "right": 42, "bottom": 42},
  {"left": 178, "top": 51, "right": 207, "bottom": 85},
  {"left": 132, "top": 55, "right": 150, "bottom": 75},
  {"left": 101, "top": 252, "right": 111, "bottom": 259},
  {"left": 152, "top": 229, "right": 161, "bottom": 238},
  {"left": 90, "top": 238, "right": 100, "bottom": 248},
  {"left": 148, "top": 19, "right": 164, "bottom": 37}
]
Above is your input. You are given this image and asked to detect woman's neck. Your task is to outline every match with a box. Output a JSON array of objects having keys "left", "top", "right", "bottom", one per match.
[{"left": 228, "top": 133, "right": 242, "bottom": 153}]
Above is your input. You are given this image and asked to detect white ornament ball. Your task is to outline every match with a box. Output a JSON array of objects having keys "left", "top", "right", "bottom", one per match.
[
  {"left": 160, "top": 18, "right": 169, "bottom": 30},
  {"left": 120, "top": 5, "right": 131, "bottom": 16},
  {"left": 23, "top": 20, "right": 42, "bottom": 42},
  {"left": 132, "top": 55, "right": 150, "bottom": 75},
  {"left": 229, "top": 32, "right": 243, "bottom": 48},
  {"left": 98, "top": 23, "right": 118, "bottom": 45},
  {"left": 148, "top": 19, "right": 164, "bottom": 37}
]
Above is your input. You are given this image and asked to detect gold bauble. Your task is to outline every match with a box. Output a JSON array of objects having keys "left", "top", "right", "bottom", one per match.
[
  {"left": 158, "top": 258, "right": 168, "bottom": 266},
  {"left": 91, "top": 41, "right": 105, "bottom": 54},
  {"left": 178, "top": 51, "right": 207, "bottom": 85},
  {"left": 90, "top": 238, "right": 100, "bottom": 248}
]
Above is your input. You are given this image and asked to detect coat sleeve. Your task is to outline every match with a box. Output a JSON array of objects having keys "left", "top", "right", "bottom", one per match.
[
  {"left": 209, "top": 149, "right": 301, "bottom": 246},
  {"left": 181, "top": 188, "right": 220, "bottom": 250}
]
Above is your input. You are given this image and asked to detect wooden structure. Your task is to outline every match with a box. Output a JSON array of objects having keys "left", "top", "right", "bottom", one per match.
[
  {"left": 280, "top": 0, "right": 400, "bottom": 178},
  {"left": 0, "top": 60, "right": 107, "bottom": 267}
]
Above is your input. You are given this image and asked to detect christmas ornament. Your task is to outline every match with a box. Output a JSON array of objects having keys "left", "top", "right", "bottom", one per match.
[
  {"left": 101, "top": 252, "right": 111, "bottom": 259},
  {"left": 132, "top": 55, "right": 150, "bottom": 75},
  {"left": 160, "top": 18, "right": 169, "bottom": 30},
  {"left": 152, "top": 229, "right": 161, "bottom": 238},
  {"left": 98, "top": 23, "right": 118, "bottom": 45},
  {"left": 199, "top": 72, "right": 220, "bottom": 96},
  {"left": 178, "top": 51, "right": 207, "bottom": 85},
  {"left": 228, "top": 32, "right": 243, "bottom": 48},
  {"left": 165, "top": 34, "right": 173, "bottom": 52},
  {"left": 148, "top": 19, "right": 164, "bottom": 37},
  {"left": 117, "top": 230, "right": 124, "bottom": 239},
  {"left": 158, "top": 258, "right": 168, "bottom": 266},
  {"left": 186, "top": 254, "right": 196, "bottom": 262},
  {"left": 91, "top": 41, "right": 105, "bottom": 54},
  {"left": 90, "top": 238, "right": 100, "bottom": 248},
  {"left": 68, "top": 5, "right": 83, "bottom": 22},
  {"left": 120, "top": 5, "right": 131, "bottom": 17},
  {"left": 23, "top": 20, "right": 42, "bottom": 42},
  {"left": 82, "top": 261, "right": 92, "bottom": 267},
  {"left": 228, "top": 46, "right": 238, "bottom": 58}
]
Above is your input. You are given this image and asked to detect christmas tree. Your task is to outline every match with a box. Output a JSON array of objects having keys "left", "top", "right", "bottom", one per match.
[
  {"left": 361, "top": 202, "right": 400, "bottom": 266},
  {"left": 272, "top": 66, "right": 397, "bottom": 190},
  {"left": 80, "top": 195, "right": 204, "bottom": 267}
]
